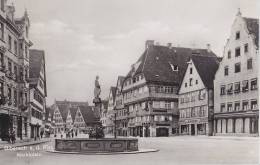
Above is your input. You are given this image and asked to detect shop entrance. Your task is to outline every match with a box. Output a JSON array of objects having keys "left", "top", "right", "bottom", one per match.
[
  {"left": 156, "top": 128, "right": 169, "bottom": 137},
  {"left": 191, "top": 124, "right": 195, "bottom": 135},
  {"left": 0, "top": 114, "right": 12, "bottom": 141}
]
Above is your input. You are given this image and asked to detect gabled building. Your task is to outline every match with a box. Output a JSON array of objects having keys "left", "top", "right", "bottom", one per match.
[
  {"left": 51, "top": 100, "right": 89, "bottom": 134},
  {"left": 74, "top": 106, "right": 96, "bottom": 133},
  {"left": 100, "top": 100, "right": 108, "bottom": 132},
  {"left": 178, "top": 53, "right": 219, "bottom": 136},
  {"left": 0, "top": 1, "right": 32, "bottom": 141},
  {"left": 28, "top": 49, "right": 47, "bottom": 139},
  {"left": 114, "top": 76, "right": 128, "bottom": 136},
  {"left": 122, "top": 40, "right": 218, "bottom": 137},
  {"left": 44, "top": 107, "right": 54, "bottom": 137},
  {"left": 214, "top": 11, "right": 259, "bottom": 136},
  {"left": 104, "top": 87, "right": 117, "bottom": 135},
  {"left": 52, "top": 103, "right": 69, "bottom": 134}
]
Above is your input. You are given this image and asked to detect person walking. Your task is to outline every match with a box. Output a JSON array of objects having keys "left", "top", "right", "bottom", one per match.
[
  {"left": 71, "top": 131, "right": 74, "bottom": 138},
  {"left": 40, "top": 131, "right": 44, "bottom": 139},
  {"left": 11, "top": 130, "right": 16, "bottom": 144}
]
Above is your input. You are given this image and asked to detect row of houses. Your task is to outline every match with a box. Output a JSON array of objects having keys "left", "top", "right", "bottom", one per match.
[
  {"left": 46, "top": 100, "right": 100, "bottom": 135},
  {"left": 100, "top": 11, "right": 259, "bottom": 137},
  {"left": 0, "top": 1, "right": 47, "bottom": 141}
]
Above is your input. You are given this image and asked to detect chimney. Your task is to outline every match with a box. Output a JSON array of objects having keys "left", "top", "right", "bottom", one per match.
[
  {"left": 167, "top": 43, "right": 172, "bottom": 49},
  {"left": 207, "top": 44, "right": 211, "bottom": 52},
  {"left": 236, "top": 8, "right": 242, "bottom": 16},
  {"left": 145, "top": 40, "right": 154, "bottom": 49}
]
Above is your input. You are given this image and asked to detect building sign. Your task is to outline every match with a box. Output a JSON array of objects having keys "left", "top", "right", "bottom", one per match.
[{"left": 179, "top": 118, "right": 208, "bottom": 124}]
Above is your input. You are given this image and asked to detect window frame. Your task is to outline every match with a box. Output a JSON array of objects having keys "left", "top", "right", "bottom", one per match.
[{"left": 234, "top": 62, "right": 241, "bottom": 73}]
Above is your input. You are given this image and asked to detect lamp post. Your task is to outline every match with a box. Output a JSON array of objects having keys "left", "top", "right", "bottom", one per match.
[{"left": 114, "top": 111, "right": 117, "bottom": 139}]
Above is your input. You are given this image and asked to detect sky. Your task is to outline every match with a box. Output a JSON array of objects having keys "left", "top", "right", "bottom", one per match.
[{"left": 10, "top": 0, "right": 260, "bottom": 106}]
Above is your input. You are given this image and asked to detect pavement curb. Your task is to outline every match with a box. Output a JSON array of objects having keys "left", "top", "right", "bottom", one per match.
[
  {"left": 46, "top": 148, "right": 159, "bottom": 155},
  {"left": 0, "top": 139, "right": 51, "bottom": 151}
]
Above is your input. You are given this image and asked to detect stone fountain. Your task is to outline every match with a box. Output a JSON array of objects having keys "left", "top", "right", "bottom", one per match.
[{"left": 54, "top": 76, "right": 139, "bottom": 153}]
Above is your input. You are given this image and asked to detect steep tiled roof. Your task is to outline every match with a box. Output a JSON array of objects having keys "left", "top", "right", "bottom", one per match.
[
  {"left": 57, "top": 104, "right": 70, "bottom": 122},
  {"left": 125, "top": 45, "right": 217, "bottom": 86},
  {"left": 116, "top": 76, "right": 125, "bottom": 92},
  {"left": 29, "top": 49, "right": 47, "bottom": 96},
  {"left": 78, "top": 106, "right": 96, "bottom": 124},
  {"left": 55, "top": 100, "right": 88, "bottom": 107},
  {"left": 191, "top": 54, "right": 219, "bottom": 89},
  {"left": 244, "top": 17, "right": 259, "bottom": 48},
  {"left": 69, "top": 107, "right": 78, "bottom": 123},
  {"left": 29, "top": 49, "right": 45, "bottom": 79}
]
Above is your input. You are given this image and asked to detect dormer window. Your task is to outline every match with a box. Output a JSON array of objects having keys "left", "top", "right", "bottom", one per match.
[
  {"left": 169, "top": 63, "right": 178, "bottom": 71},
  {"left": 236, "top": 31, "right": 240, "bottom": 40}
]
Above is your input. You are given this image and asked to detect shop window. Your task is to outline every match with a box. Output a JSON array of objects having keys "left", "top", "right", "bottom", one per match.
[
  {"left": 234, "top": 102, "right": 240, "bottom": 111},
  {"left": 235, "top": 63, "right": 241, "bottom": 73},
  {"left": 235, "top": 47, "right": 241, "bottom": 57},
  {"left": 242, "top": 101, "right": 249, "bottom": 111},
  {"left": 242, "top": 80, "right": 249, "bottom": 92},
  {"left": 234, "top": 82, "right": 240, "bottom": 93},
  {"left": 247, "top": 58, "right": 253, "bottom": 70},
  {"left": 251, "top": 100, "right": 258, "bottom": 110},
  {"left": 220, "top": 85, "right": 225, "bottom": 95},
  {"left": 251, "top": 79, "right": 257, "bottom": 90}
]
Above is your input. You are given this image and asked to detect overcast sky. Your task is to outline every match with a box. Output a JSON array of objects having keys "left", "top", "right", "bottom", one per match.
[{"left": 11, "top": 0, "right": 259, "bottom": 105}]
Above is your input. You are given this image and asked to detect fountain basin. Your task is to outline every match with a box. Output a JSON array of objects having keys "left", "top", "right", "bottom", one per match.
[{"left": 55, "top": 138, "right": 138, "bottom": 153}]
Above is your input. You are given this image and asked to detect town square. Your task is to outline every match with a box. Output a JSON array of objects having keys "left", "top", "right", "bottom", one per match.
[{"left": 0, "top": 0, "right": 259, "bottom": 165}]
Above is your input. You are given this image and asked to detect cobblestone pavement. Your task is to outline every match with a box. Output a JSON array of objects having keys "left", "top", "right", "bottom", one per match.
[{"left": 0, "top": 136, "right": 258, "bottom": 165}]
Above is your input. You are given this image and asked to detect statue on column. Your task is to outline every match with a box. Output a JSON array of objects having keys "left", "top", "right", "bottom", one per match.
[
  {"left": 90, "top": 75, "right": 104, "bottom": 139},
  {"left": 94, "top": 75, "right": 101, "bottom": 102}
]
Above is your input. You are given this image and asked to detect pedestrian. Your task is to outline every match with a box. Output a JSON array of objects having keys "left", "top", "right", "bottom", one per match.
[
  {"left": 11, "top": 130, "right": 16, "bottom": 144},
  {"left": 71, "top": 131, "right": 74, "bottom": 138},
  {"left": 40, "top": 131, "right": 44, "bottom": 139}
]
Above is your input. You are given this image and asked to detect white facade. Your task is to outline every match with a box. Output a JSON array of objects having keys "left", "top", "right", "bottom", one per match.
[
  {"left": 214, "top": 12, "right": 259, "bottom": 136},
  {"left": 178, "top": 59, "right": 214, "bottom": 136}
]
